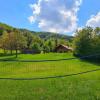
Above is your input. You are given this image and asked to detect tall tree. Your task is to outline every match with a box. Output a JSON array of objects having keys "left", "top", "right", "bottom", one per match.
[
  {"left": 0, "top": 31, "right": 9, "bottom": 54},
  {"left": 74, "top": 27, "right": 100, "bottom": 60},
  {"left": 13, "top": 29, "right": 27, "bottom": 57},
  {"left": 23, "top": 32, "right": 34, "bottom": 49},
  {"left": 74, "top": 27, "right": 93, "bottom": 56}
]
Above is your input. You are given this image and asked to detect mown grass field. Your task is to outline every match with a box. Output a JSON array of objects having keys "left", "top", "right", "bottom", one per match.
[{"left": 0, "top": 53, "right": 100, "bottom": 100}]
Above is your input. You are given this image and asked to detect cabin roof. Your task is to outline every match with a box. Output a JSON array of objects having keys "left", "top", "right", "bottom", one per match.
[{"left": 56, "top": 44, "right": 73, "bottom": 50}]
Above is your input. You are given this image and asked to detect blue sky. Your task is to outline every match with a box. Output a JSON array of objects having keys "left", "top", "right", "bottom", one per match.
[
  {"left": 0, "top": 0, "right": 100, "bottom": 35},
  {"left": 78, "top": 0, "right": 100, "bottom": 26}
]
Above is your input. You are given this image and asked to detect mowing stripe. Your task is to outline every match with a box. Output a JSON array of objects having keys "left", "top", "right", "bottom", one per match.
[{"left": 0, "top": 68, "right": 100, "bottom": 80}]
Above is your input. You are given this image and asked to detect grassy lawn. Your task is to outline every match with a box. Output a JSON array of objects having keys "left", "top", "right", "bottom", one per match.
[
  {"left": 0, "top": 53, "right": 73, "bottom": 60},
  {"left": 0, "top": 53, "right": 100, "bottom": 100}
]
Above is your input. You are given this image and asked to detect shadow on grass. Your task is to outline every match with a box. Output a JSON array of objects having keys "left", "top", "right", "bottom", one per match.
[
  {"left": 79, "top": 58, "right": 100, "bottom": 66},
  {"left": 0, "top": 53, "right": 20, "bottom": 61},
  {"left": 0, "top": 56, "right": 17, "bottom": 61},
  {"left": 74, "top": 53, "right": 100, "bottom": 66},
  {"left": 0, "top": 53, "right": 16, "bottom": 57},
  {"left": 0, "top": 53, "right": 100, "bottom": 65}
]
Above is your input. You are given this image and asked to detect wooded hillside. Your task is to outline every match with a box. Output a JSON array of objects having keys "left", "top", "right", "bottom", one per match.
[{"left": 0, "top": 22, "right": 73, "bottom": 57}]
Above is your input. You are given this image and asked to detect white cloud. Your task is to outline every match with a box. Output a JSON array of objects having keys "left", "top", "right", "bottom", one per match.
[
  {"left": 72, "top": 26, "right": 83, "bottom": 36},
  {"left": 28, "top": 16, "right": 36, "bottom": 23},
  {"left": 28, "top": 0, "right": 82, "bottom": 34},
  {"left": 86, "top": 12, "right": 100, "bottom": 28},
  {"left": 77, "top": 27, "right": 83, "bottom": 31}
]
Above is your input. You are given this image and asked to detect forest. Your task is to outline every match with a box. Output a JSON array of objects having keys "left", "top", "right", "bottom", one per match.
[{"left": 0, "top": 22, "right": 73, "bottom": 57}]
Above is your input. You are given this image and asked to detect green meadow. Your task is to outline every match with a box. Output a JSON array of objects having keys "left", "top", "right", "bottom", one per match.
[{"left": 0, "top": 53, "right": 100, "bottom": 100}]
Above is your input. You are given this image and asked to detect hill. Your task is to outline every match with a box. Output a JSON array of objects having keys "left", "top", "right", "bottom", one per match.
[{"left": 0, "top": 22, "right": 73, "bottom": 41}]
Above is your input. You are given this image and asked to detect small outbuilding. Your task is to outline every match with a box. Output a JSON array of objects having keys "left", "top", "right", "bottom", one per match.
[
  {"left": 55, "top": 44, "right": 73, "bottom": 53},
  {"left": 21, "top": 49, "right": 35, "bottom": 54},
  {"left": 21, "top": 48, "right": 41, "bottom": 54}
]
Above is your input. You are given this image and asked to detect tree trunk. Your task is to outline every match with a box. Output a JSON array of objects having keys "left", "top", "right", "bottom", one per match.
[
  {"left": 10, "top": 49, "right": 13, "bottom": 55},
  {"left": 55, "top": 39, "right": 58, "bottom": 47},
  {"left": 4, "top": 48, "right": 6, "bottom": 55},
  {"left": 16, "top": 49, "right": 18, "bottom": 58}
]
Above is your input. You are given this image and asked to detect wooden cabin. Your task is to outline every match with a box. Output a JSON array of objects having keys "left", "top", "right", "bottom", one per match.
[{"left": 55, "top": 44, "right": 73, "bottom": 53}]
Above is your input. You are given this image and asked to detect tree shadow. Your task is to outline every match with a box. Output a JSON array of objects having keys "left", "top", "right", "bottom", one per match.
[
  {"left": 0, "top": 53, "right": 19, "bottom": 61},
  {"left": 74, "top": 53, "right": 100, "bottom": 66},
  {"left": 0, "top": 57, "right": 17, "bottom": 61},
  {"left": 79, "top": 58, "right": 100, "bottom": 66},
  {"left": 0, "top": 53, "right": 15, "bottom": 57}
]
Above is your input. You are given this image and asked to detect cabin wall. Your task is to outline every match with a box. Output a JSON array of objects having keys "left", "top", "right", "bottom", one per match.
[{"left": 56, "top": 47, "right": 69, "bottom": 53}]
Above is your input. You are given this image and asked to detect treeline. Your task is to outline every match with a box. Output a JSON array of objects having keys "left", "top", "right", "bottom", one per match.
[
  {"left": 74, "top": 27, "right": 100, "bottom": 59},
  {"left": 0, "top": 22, "right": 72, "bottom": 57},
  {"left": 0, "top": 23, "right": 100, "bottom": 60}
]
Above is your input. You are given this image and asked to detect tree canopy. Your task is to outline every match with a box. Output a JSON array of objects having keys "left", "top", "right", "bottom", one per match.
[
  {"left": 74, "top": 27, "right": 100, "bottom": 59},
  {"left": 0, "top": 22, "right": 72, "bottom": 57}
]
